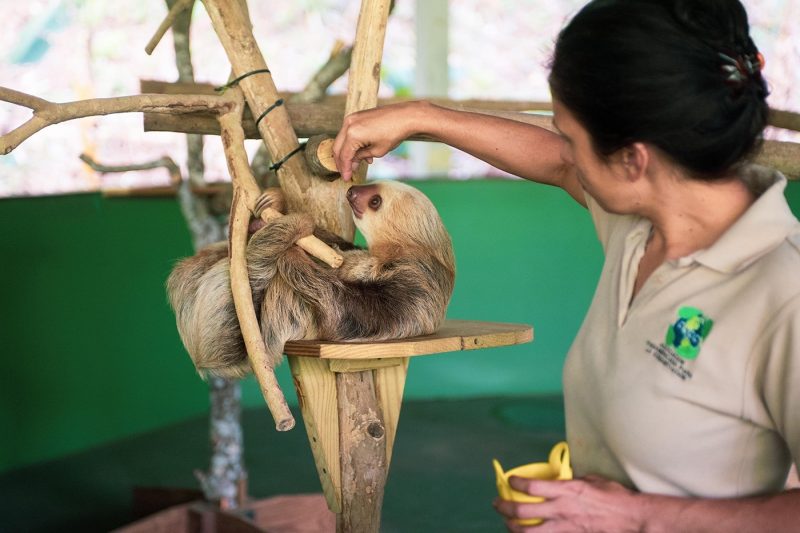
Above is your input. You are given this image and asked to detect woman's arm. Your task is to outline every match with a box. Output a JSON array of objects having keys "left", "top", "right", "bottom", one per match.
[
  {"left": 493, "top": 475, "right": 800, "bottom": 533},
  {"left": 332, "top": 100, "right": 585, "bottom": 203}
]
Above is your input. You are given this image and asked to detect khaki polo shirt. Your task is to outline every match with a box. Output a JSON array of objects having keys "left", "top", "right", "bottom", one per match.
[{"left": 563, "top": 166, "right": 800, "bottom": 497}]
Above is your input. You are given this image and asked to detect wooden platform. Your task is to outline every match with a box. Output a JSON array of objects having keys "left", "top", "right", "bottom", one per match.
[{"left": 284, "top": 319, "right": 534, "bottom": 359}]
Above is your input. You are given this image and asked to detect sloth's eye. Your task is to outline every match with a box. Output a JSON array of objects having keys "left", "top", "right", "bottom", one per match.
[{"left": 368, "top": 195, "right": 382, "bottom": 210}]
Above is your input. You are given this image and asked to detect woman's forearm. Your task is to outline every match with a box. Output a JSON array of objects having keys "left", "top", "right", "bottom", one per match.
[
  {"left": 496, "top": 476, "right": 800, "bottom": 532},
  {"left": 639, "top": 488, "right": 800, "bottom": 533},
  {"left": 414, "top": 101, "right": 568, "bottom": 186},
  {"left": 333, "top": 100, "right": 571, "bottom": 188}
]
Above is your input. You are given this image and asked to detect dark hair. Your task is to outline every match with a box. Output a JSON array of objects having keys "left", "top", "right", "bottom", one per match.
[{"left": 548, "top": 0, "right": 769, "bottom": 179}]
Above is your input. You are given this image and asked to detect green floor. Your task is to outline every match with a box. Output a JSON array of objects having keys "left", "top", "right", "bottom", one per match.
[{"left": 0, "top": 395, "right": 565, "bottom": 533}]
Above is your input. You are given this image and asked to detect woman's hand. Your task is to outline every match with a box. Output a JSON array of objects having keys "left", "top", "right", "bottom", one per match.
[
  {"left": 493, "top": 475, "right": 645, "bottom": 533},
  {"left": 332, "top": 101, "right": 427, "bottom": 181}
]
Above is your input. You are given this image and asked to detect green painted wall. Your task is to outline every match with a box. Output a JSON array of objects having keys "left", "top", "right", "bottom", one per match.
[{"left": 2, "top": 179, "right": 798, "bottom": 473}]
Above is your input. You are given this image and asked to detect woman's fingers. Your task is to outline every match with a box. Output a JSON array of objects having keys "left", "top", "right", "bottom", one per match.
[{"left": 332, "top": 105, "right": 411, "bottom": 180}]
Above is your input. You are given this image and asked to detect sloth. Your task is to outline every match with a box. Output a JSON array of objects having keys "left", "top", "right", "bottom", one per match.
[{"left": 167, "top": 180, "right": 456, "bottom": 379}]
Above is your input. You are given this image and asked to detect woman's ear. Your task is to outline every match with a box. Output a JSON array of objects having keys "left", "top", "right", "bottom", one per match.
[{"left": 620, "top": 142, "right": 649, "bottom": 182}]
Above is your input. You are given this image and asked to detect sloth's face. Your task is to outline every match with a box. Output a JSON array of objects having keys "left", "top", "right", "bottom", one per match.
[
  {"left": 346, "top": 181, "right": 442, "bottom": 252},
  {"left": 346, "top": 184, "right": 382, "bottom": 220},
  {"left": 347, "top": 183, "right": 385, "bottom": 245}
]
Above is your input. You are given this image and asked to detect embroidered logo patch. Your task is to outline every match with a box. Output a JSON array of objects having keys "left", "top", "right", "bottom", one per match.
[{"left": 665, "top": 306, "right": 714, "bottom": 360}]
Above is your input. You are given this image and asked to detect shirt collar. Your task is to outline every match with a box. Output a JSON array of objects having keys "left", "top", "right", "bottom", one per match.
[{"left": 691, "top": 166, "right": 799, "bottom": 273}]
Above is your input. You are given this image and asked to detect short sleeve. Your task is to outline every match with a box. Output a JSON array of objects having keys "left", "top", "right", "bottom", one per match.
[{"left": 759, "top": 295, "right": 800, "bottom": 472}]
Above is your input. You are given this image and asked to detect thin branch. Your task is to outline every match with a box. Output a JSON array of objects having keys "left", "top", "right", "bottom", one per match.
[
  {"left": 218, "top": 91, "right": 294, "bottom": 432},
  {"left": 291, "top": 41, "right": 353, "bottom": 104},
  {"left": 167, "top": 0, "right": 223, "bottom": 250},
  {"left": 80, "top": 153, "right": 181, "bottom": 184},
  {"left": 219, "top": 88, "right": 344, "bottom": 432},
  {"left": 0, "top": 87, "right": 51, "bottom": 110},
  {"left": 145, "top": 0, "right": 195, "bottom": 55},
  {"left": 1, "top": 116, "right": 49, "bottom": 154},
  {"left": 79, "top": 152, "right": 226, "bottom": 197}
]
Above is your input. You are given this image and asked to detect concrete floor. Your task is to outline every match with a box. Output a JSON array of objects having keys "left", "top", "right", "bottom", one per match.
[{"left": 0, "top": 395, "right": 565, "bottom": 533}]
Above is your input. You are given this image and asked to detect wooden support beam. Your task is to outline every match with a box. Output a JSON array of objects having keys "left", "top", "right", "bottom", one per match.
[
  {"left": 336, "top": 369, "right": 388, "bottom": 533},
  {"left": 374, "top": 359, "right": 409, "bottom": 468},
  {"left": 142, "top": 102, "right": 800, "bottom": 181},
  {"left": 332, "top": 2, "right": 393, "bottom": 531},
  {"left": 288, "top": 356, "right": 342, "bottom": 513},
  {"left": 770, "top": 109, "right": 800, "bottom": 133},
  {"left": 140, "top": 79, "right": 553, "bottom": 111}
]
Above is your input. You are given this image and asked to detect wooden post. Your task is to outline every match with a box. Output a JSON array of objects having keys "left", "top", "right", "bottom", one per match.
[
  {"left": 336, "top": 370, "right": 387, "bottom": 532},
  {"left": 332, "top": 2, "right": 394, "bottom": 531},
  {"left": 342, "top": 0, "right": 392, "bottom": 188}
]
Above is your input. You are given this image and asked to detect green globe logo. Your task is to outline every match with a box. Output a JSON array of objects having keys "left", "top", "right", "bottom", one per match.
[{"left": 665, "top": 306, "right": 714, "bottom": 360}]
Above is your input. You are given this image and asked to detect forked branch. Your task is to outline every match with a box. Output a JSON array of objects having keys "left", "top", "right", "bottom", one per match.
[{"left": 0, "top": 87, "right": 236, "bottom": 155}]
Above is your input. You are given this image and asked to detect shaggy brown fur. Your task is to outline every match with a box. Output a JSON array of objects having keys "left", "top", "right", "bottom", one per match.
[{"left": 167, "top": 181, "right": 456, "bottom": 379}]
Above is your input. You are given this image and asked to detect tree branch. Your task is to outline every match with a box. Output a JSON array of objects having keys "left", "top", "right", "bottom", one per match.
[
  {"left": 145, "top": 0, "right": 195, "bottom": 55},
  {"left": 218, "top": 91, "right": 295, "bottom": 432},
  {"left": 78, "top": 153, "right": 225, "bottom": 197},
  {"left": 0, "top": 87, "right": 236, "bottom": 155},
  {"left": 0, "top": 87, "right": 51, "bottom": 110},
  {"left": 80, "top": 153, "right": 181, "bottom": 182},
  {"left": 292, "top": 41, "right": 354, "bottom": 105}
]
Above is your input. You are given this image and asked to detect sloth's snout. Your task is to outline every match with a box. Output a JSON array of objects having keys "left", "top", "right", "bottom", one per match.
[{"left": 347, "top": 186, "right": 363, "bottom": 218}]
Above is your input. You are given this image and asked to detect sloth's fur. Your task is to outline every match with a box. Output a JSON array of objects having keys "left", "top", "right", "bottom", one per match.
[{"left": 167, "top": 181, "right": 456, "bottom": 379}]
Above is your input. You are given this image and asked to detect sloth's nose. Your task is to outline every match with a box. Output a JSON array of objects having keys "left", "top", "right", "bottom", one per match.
[{"left": 346, "top": 186, "right": 357, "bottom": 200}]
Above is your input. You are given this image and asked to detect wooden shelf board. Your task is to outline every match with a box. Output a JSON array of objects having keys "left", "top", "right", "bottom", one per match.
[{"left": 283, "top": 319, "right": 533, "bottom": 360}]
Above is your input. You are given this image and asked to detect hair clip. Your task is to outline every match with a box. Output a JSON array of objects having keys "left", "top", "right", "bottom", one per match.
[{"left": 719, "top": 51, "right": 765, "bottom": 84}]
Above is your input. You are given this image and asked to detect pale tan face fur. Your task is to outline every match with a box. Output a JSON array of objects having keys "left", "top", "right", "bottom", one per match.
[{"left": 347, "top": 181, "right": 454, "bottom": 270}]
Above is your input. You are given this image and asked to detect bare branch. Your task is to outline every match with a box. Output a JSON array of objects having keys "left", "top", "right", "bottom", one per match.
[
  {"left": 0, "top": 87, "right": 235, "bottom": 155},
  {"left": 80, "top": 153, "right": 181, "bottom": 184},
  {"left": 167, "top": 0, "right": 223, "bottom": 250},
  {"left": 78, "top": 152, "right": 226, "bottom": 197},
  {"left": 218, "top": 91, "right": 294, "bottom": 432},
  {"left": 1, "top": 116, "right": 49, "bottom": 155},
  {"left": 291, "top": 41, "right": 353, "bottom": 104},
  {"left": 146, "top": 0, "right": 195, "bottom": 55},
  {"left": 0, "top": 87, "right": 51, "bottom": 110}
]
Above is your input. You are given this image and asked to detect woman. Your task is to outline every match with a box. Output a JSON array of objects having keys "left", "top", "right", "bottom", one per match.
[{"left": 332, "top": 0, "right": 800, "bottom": 531}]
